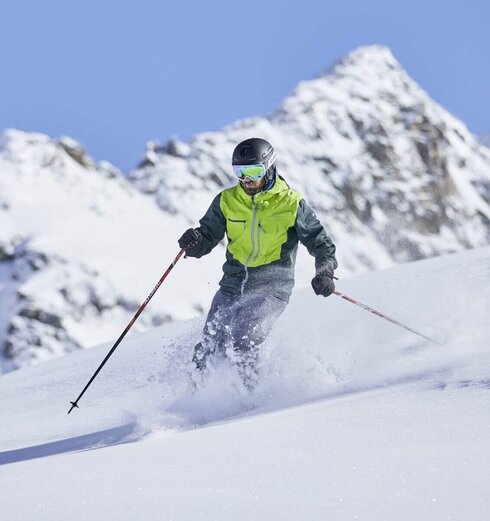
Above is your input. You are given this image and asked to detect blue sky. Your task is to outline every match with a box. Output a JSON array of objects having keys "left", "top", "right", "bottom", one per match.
[{"left": 1, "top": 0, "right": 489, "bottom": 173}]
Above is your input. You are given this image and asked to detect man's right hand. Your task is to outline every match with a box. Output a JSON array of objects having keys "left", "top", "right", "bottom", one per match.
[{"left": 178, "top": 228, "right": 203, "bottom": 256}]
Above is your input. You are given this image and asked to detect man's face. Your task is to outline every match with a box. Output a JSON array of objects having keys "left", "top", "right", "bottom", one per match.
[{"left": 239, "top": 176, "right": 266, "bottom": 196}]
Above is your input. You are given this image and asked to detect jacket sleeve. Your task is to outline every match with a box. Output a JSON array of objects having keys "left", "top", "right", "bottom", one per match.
[
  {"left": 187, "top": 194, "right": 226, "bottom": 258},
  {"left": 295, "top": 199, "right": 338, "bottom": 273}
]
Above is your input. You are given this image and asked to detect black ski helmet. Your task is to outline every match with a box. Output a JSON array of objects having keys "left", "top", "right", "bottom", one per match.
[{"left": 232, "top": 138, "right": 277, "bottom": 184}]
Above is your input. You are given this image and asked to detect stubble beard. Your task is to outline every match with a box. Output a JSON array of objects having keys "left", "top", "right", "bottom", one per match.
[{"left": 240, "top": 179, "right": 265, "bottom": 196}]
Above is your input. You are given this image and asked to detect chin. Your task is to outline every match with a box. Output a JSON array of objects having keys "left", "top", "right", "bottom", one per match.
[
  {"left": 244, "top": 187, "right": 261, "bottom": 196},
  {"left": 241, "top": 182, "right": 262, "bottom": 196}
]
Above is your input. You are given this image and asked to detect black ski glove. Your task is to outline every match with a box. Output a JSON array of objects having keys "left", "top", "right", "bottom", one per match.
[
  {"left": 178, "top": 228, "right": 203, "bottom": 257},
  {"left": 311, "top": 265, "right": 335, "bottom": 297}
]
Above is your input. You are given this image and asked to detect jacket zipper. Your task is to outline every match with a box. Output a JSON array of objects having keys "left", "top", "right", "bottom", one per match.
[
  {"left": 240, "top": 197, "right": 259, "bottom": 295},
  {"left": 253, "top": 223, "right": 262, "bottom": 263}
]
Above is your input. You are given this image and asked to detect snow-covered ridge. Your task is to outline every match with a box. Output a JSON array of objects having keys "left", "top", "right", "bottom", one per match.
[
  {"left": 0, "top": 129, "right": 221, "bottom": 371},
  {"left": 1, "top": 45, "right": 490, "bottom": 372}
]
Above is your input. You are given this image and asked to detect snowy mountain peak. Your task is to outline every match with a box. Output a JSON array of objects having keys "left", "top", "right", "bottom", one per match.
[
  {"left": 278, "top": 45, "right": 425, "bottom": 125},
  {"left": 327, "top": 44, "right": 401, "bottom": 77}
]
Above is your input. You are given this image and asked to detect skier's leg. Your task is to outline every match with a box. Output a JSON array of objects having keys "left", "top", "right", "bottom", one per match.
[
  {"left": 228, "top": 293, "right": 287, "bottom": 386},
  {"left": 192, "top": 289, "right": 237, "bottom": 371}
]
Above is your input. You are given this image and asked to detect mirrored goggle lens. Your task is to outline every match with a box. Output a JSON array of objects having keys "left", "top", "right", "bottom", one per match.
[{"left": 233, "top": 164, "right": 266, "bottom": 180}]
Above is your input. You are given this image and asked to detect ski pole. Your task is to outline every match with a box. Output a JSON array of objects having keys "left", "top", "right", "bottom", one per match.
[
  {"left": 68, "top": 249, "right": 185, "bottom": 414},
  {"left": 334, "top": 290, "right": 443, "bottom": 345}
]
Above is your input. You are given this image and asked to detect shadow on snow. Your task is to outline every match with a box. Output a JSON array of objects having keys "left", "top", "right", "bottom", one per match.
[{"left": 0, "top": 422, "right": 137, "bottom": 466}]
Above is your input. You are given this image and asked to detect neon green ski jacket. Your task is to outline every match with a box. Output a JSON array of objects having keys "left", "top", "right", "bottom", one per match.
[{"left": 189, "top": 176, "right": 337, "bottom": 302}]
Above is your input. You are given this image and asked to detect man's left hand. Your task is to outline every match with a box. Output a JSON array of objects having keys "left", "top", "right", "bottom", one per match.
[{"left": 311, "top": 270, "right": 335, "bottom": 297}]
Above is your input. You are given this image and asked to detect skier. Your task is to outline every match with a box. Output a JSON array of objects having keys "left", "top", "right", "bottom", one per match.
[{"left": 178, "top": 138, "right": 338, "bottom": 387}]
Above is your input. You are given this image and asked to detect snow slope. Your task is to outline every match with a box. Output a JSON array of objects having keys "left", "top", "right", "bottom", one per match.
[{"left": 0, "top": 246, "right": 489, "bottom": 520}]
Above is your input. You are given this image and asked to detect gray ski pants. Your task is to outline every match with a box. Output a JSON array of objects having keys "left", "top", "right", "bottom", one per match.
[{"left": 193, "top": 289, "right": 287, "bottom": 371}]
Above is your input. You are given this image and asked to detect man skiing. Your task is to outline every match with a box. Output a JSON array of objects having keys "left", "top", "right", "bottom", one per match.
[{"left": 178, "top": 138, "right": 338, "bottom": 387}]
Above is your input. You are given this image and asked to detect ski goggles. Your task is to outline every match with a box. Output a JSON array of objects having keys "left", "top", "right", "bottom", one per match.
[{"left": 232, "top": 163, "right": 267, "bottom": 181}]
